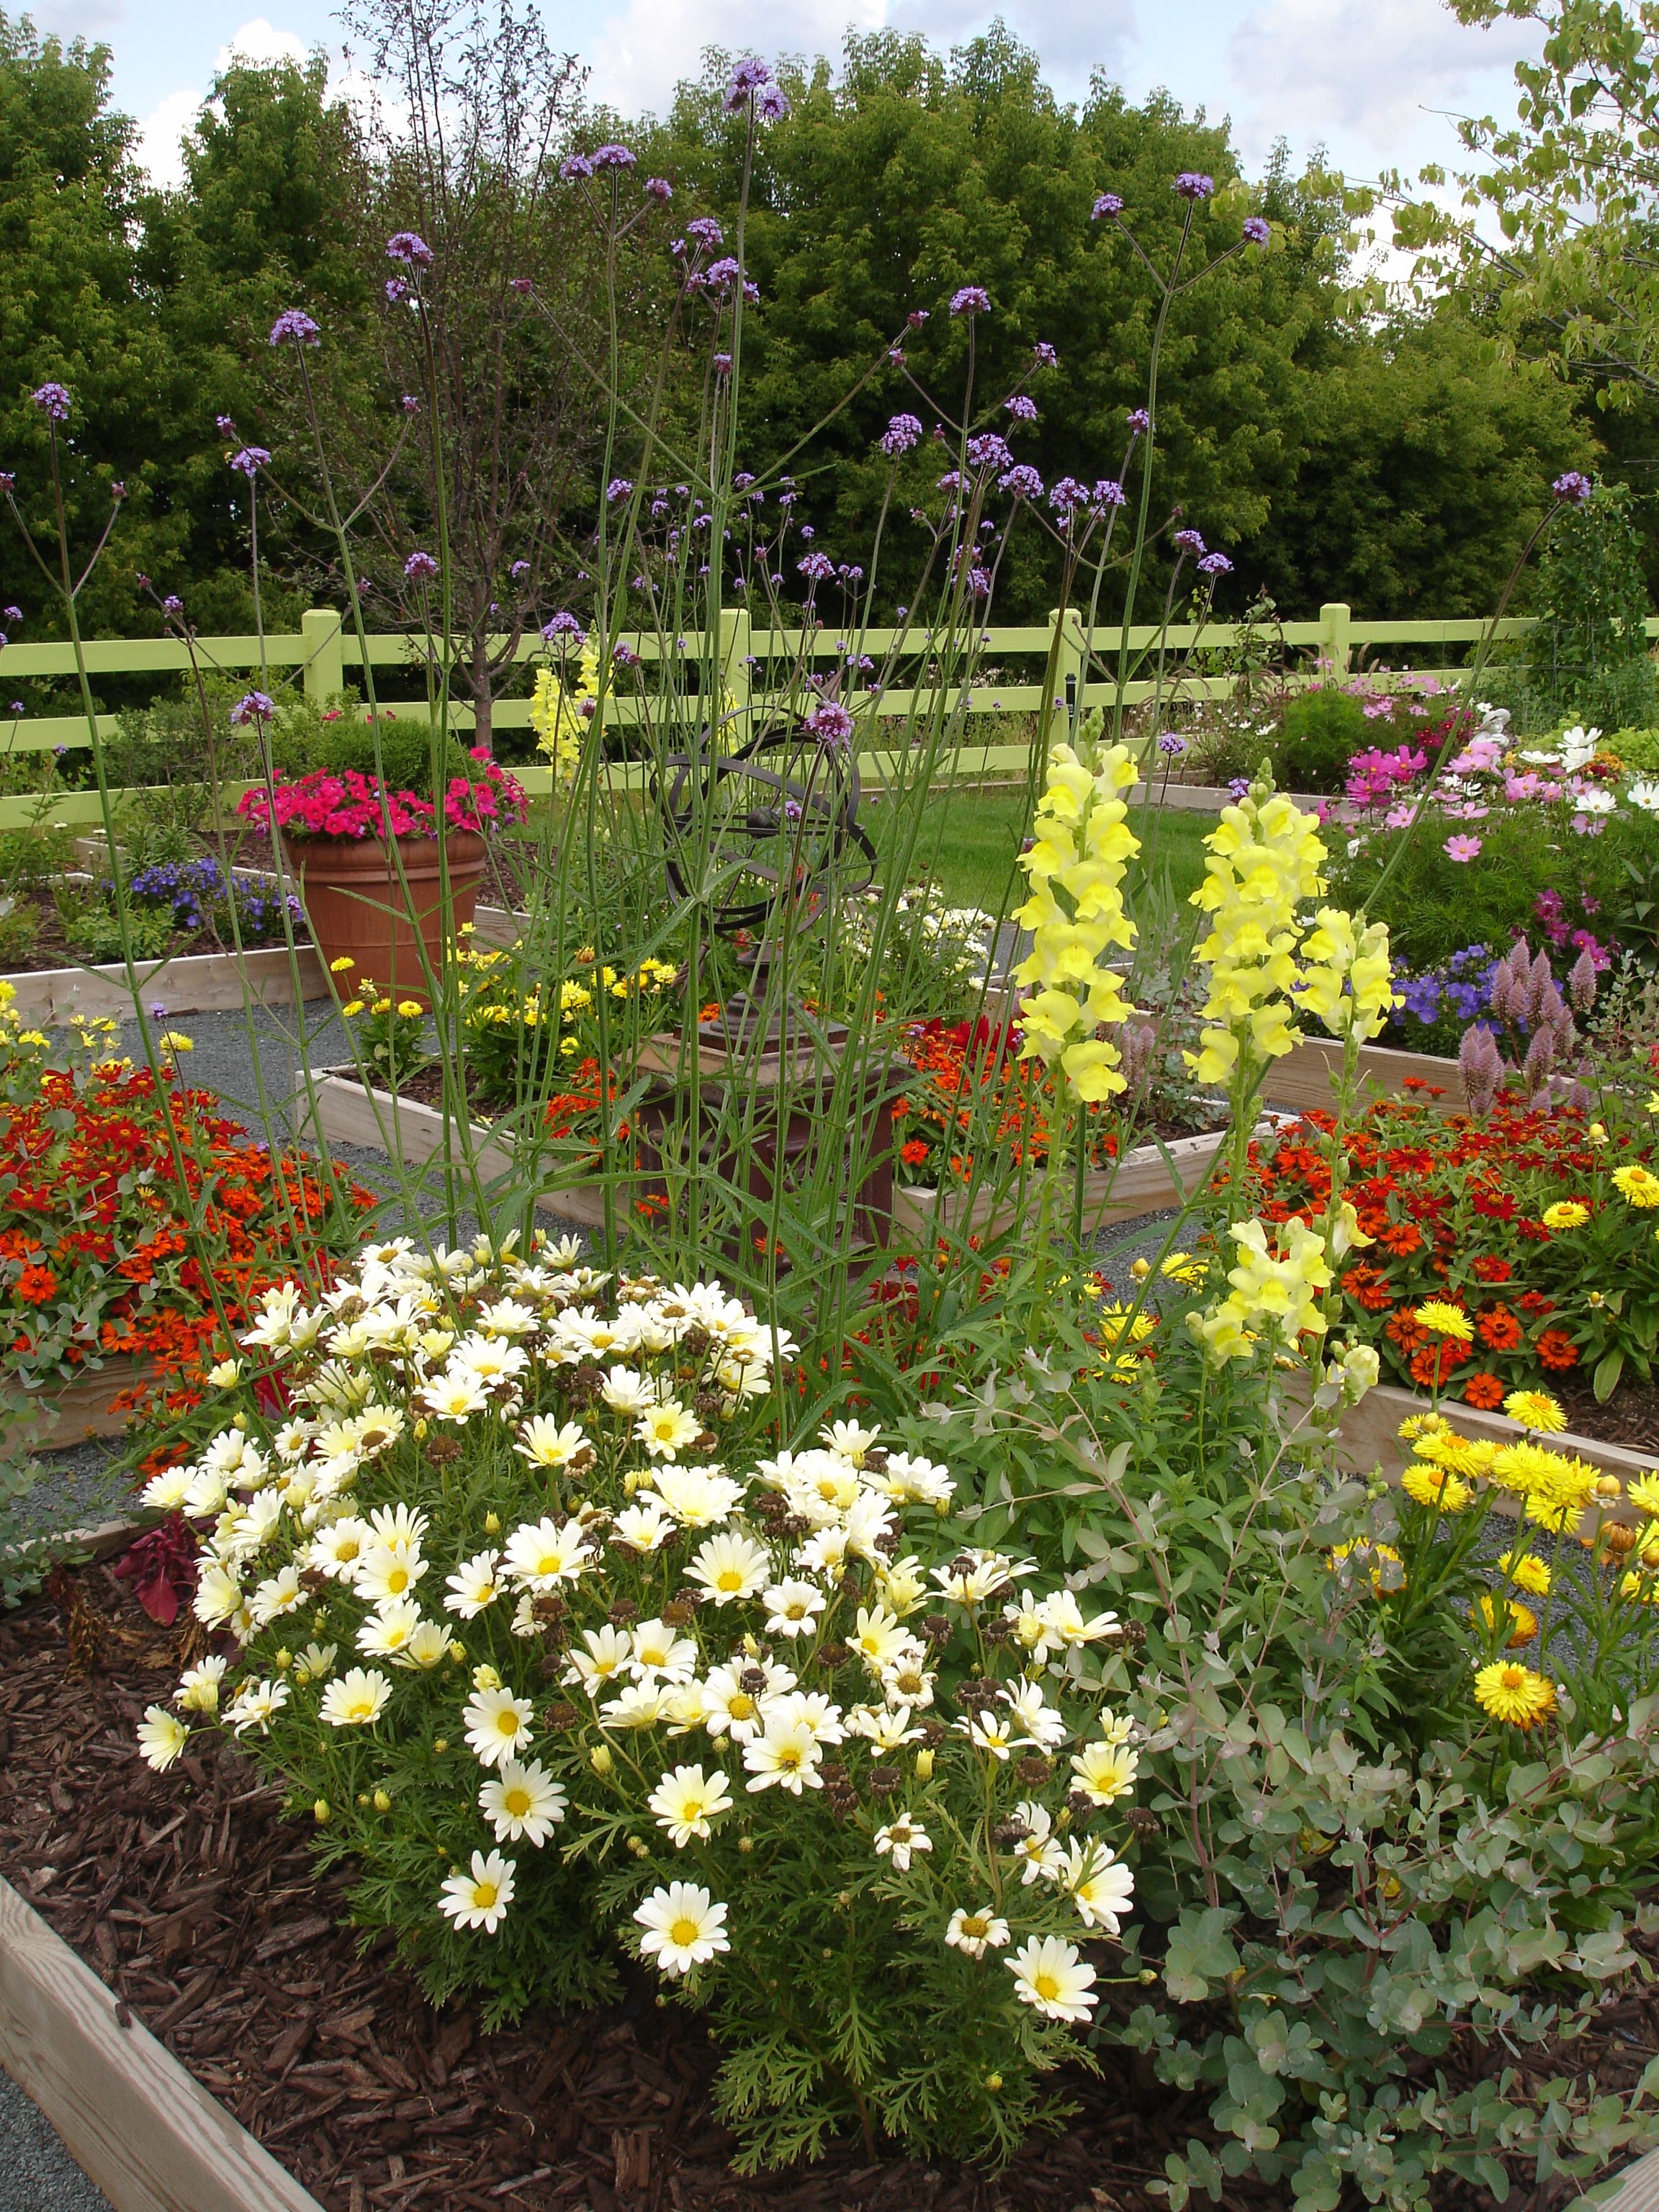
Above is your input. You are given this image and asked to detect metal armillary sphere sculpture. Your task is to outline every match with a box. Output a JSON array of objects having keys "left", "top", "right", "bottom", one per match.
[{"left": 655, "top": 714, "right": 876, "bottom": 951}]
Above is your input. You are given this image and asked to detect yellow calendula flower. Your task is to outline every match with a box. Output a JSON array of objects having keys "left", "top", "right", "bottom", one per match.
[
  {"left": 1400, "top": 1462, "right": 1471, "bottom": 1514},
  {"left": 1540, "top": 1201, "right": 1588, "bottom": 1231},
  {"left": 1626, "top": 1473, "right": 1659, "bottom": 1519},
  {"left": 1497, "top": 1549, "right": 1551, "bottom": 1598},
  {"left": 1614, "top": 1164, "right": 1659, "bottom": 1208},
  {"left": 1470, "top": 1593, "right": 1538, "bottom": 1647},
  {"left": 1503, "top": 1389, "right": 1565, "bottom": 1434},
  {"left": 1412, "top": 1299, "right": 1473, "bottom": 1343},
  {"left": 1473, "top": 1660, "right": 1556, "bottom": 1730}
]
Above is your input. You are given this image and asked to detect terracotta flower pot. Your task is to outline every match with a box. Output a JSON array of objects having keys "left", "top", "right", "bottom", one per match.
[{"left": 280, "top": 832, "right": 486, "bottom": 1007}]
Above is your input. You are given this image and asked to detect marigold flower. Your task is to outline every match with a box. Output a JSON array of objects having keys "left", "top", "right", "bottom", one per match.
[{"left": 1472, "top": 1660, "right": 1556, "bottom": 1729}]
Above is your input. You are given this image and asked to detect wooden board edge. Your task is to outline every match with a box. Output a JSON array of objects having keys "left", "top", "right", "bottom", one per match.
[
  {"left": 0, "top": 1876, "right": 325, "bottom": 2212},
  {"left": 4, "top": 945, "right": 328, "bottom": 1026},
  {"left": 1595, "top": 2150, "right": 1659, "bottom": 2210}
]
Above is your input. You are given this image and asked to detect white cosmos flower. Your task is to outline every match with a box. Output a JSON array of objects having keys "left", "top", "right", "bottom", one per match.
[
  {"left": 1002, "top": 1676, "right": 1067, "bottom": 1750},
  {"left": 356, "top": 1599, "right": 426, "bottom": 1659},
  {"left": 1064, "top": 1838, "right": 1135, "bottom": 1933},
  {"left": 479, "top": 1758, "right": 567, "bottom": 1844},
  {"left": 687, "top": 1532, "right": 770, "bottom": 1606},
  {"left": 562, "top": 1624, "right": 634, "bottom": 1695},
  {"left": 516, "top": 1414, "right": 590, "bottom": 1469},
  {"left": 647, "top": 1762, "right": 733, "bottom": 1845},
  {"left": 611, "top": 1500, "right": 674, "bottom": 1552},
  {"left": 444, "top": 1548, "right": 503, "bottom": 1617},
  {"left": 742, "top": 1717, "right": 822, "bottom": 1793},
  {"left": 1629, "top": 778, "right": 1659, "bottom": 814},
  {"left": 463, "top": 1686, "right": 536, "bottom": 1766},
  {"left": 945, "top": 1905, "right": 1010, "bottom": 1959},
  {"left": 174, "top": 1655, "right": 227, "bottom": 1714},
  {"left": 420, "top": 1371, "right": 491, "bottom": 1422},
  {"left": 319, "top": 1667, "right": 392, "bottom": 1727},
  {"left": 248, "top": 1566, "right": 303, "bottom": 1627},
  {"left": 138, "top": 1706, "right": 190, "bottom": 1771},
  {"left": 636, "top": 1401, "right": 702, "bottom": 1458},
  {"left": 439, "top": 1848, "right": 516, "bottom": 1933},
  {"left": 634, "top": 1882, "right": 729, "bottom": 1977},
  {"left": 649, "top": 1465, "right": 745, "bottom": 1527},
  {"left": 354, "top": 1542, "right": 426, "bottom": 1607},
  {"left": 873, "top": 1815, "right": 931, "bottom": 1871},
  {"left": 762, "top": 1579, "right": 827, "bottom": 1638},
  {"left": 1070, "top": 1738, "right": 1140, "bottom": 1806},
  {"left": 503, "top": 1516, "right": 594, "bottom": 1588},
  {"left": 225, "top": 1677, "right": 289, "bottom": 1737},
  {"left": 1007, "top": 1935, "right": 1097, "bottom": 2022},
  {"left": 628, "top": 1617, "right": 698, "bottom": 1683}
]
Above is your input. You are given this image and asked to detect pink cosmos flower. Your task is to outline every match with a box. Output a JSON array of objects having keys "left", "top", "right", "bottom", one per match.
[{"left": 1442, "top": 835, "right": 1483, "bottom": 863}]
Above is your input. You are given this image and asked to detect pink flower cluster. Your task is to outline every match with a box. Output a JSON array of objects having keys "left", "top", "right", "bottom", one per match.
[
  {"left": 236, "top": 752, "right": 529, "bottom": 842},
  {"left": 1346, "top": 745, "right": 1426, "bottom": 808}
]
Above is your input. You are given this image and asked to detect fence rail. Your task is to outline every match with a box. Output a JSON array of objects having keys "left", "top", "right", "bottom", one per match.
[{"left": 0, "top": 599, "right": 1627, "bottom": 830}]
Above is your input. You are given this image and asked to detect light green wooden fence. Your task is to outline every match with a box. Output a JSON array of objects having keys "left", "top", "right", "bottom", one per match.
[{"left": 0, "top": 601, "right": 1613, "bottom": 830}]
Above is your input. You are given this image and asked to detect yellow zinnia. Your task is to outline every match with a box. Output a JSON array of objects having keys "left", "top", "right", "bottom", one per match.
[
  {"left": 1614, "top": 1164, "right": 1659, "bottom": 1208},
  {"left": 1412, "top": 1300, "right": 1473, "bottom": 1343},
  {"left": 1473, "top": 1660, "right": 1556, "bottom": 1729},
  {"left": 1502, "top": 1390, "right": 1565, "bottom": 1434},
  {"left": 1540, "top": 1201, "right": 1588, "bottom": 1231}
]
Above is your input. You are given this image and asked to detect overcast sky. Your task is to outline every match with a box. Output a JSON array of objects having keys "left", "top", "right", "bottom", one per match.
[{"left": 31, "top": 0, "right": 1537, "bottom": 200}]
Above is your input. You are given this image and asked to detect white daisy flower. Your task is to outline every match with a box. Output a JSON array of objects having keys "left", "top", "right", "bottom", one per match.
[
  {"left": 1069, "top": 1739, "right": 1140, "bottom": 1807},
  {"left": 945, "top": 1905, "right": 1010, "bottom": 1959},
  {"left": 649, "top": 1465, "right": 745, "bottom": 1527},
  {"left": 611, "top": 1500, "right": 674, "bottom": 1553},
  {"left": 356, "top": 1599, "right": 426, "bottom": 1660},
  {"left": 249, "top": 1565, "right": 304, "bottom": 1627},
  {"left": 174, "top": 1655, "right": 228, "bottom": 1714},
  {"left": 479, "top": 1759, "right": 567, "bottom": 1845},
  {"left": 463, "top": 1685, "right": 536, "bottom": 1766},
  {"left": 742, "top": 1717, "right": 822, "bottom": 1794},
  {"left": 562, "top": 1624, "right": 634, "bottom": 1696},
  {"left": 307, "top": 1517, "right": 372, "bottom": 1581},
  {"left": 502, "top": 1516, "right": 594, "bottom": 1588},
  {"left": 1007, "top": 1935, "right": 1097, "bottom": 2022},
  {"left": 292, "top": 1642, "right": 338, "bottom": 1685},
  {"left": 688, "top": 1532, "right": 770, "bottom": 1606},
  {"left": 439, "top": 1848, "right": 516, "bottom": 1933},
  {"left": 515, "top": 1414, "right": 590, "bottom": 1469},
  {"left": 628, "top": 1617, "right": 698, "bottom": 1684},
  {"left": 137, "top": 1706, "right": 189, "bottom": 1771},
  {"left": 1002, "top": 1676, "right": 1067, "bottom": 1751},
  {"left": 636, "top": 1401, "right": 702, "bottom": 1459},
  {"left": 873, "top": 1815, "right": 931, "bottom": 1872},
  {"left": 1064, "top": 1838, "right": 1136, "bottom": 1934},
  {"left": 225, "top": 1678, "right": 289, "bottom": 1737},
  {"left": 444, "top": 1548, "right": 503, "bottom": 1617},
  {"left": 354, "top": 1542, "right": 427, "bottom": 1608},
  {"left": 420, "top": 1370, "right": 491, "bottom": 1423},
  {"left": 634, "top": 1882, "right": 729, "bottom": 1977},
  {"left": 761, "top": 1579, "right": 827, "bottom": 1638},
  {"left": 647, "top": 1762, "right": 733, "bottom": 1846},
  {"left": 319, "top": 1668, "right": 392, "bottom": 1727},
  {"left": 1010, "top": 1801, "right": 1066, "bottom": 1884}
]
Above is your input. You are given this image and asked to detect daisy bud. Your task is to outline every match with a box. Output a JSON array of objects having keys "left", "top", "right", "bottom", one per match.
[
  {"left": 373, "top": 1789, "right": 392, "bottom": 1812},
  {"left": 592, "top": 1745, "right": 614, "bottom": 1774},
  {"left": 914, "top": 1748, "right": 935, "bottom": 1780},
  {"left": 313, "top": 1799, "right": 331, "bottom": 1823}
]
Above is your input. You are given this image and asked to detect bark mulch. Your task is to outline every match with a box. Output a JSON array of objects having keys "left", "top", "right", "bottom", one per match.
[
  {"left": 3, "top": 1563, "right": 1658, "bottom": 2212},
  {"left": 1555, "top": 1377, "right": 1659, "bottom": 1456}
]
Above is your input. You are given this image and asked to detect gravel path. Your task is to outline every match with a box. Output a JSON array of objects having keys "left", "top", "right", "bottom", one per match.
[{"left": 0, "top": 2076, "right": 111, "bottom": 2212}]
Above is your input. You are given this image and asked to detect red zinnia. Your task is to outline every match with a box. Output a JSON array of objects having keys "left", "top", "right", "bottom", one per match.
[
  {"left": 1477, "top": 1306, "right": 1523, "bottom": 1352},
  {"left": 1536, "top": 1329, "right": 1581, "bottom": 1372},
  {"left": 1463, "top": 1372, "right": 1505, "bottom": 1409}
]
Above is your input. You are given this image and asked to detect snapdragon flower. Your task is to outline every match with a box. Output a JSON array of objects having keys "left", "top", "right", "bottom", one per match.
[
  {"left": 1011, "top": 741, "right": 1142, "bottom": 1102},
  {"left": 1187, "top": 772, "right": 1328, "bottom": 1087}
]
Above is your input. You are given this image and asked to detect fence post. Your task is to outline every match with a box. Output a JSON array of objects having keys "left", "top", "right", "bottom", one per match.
[
  {"left": 1318, "top": 602, "right": 1352, "bottom": 677},
  {"left": 718, "top": 605, "right": 752, "bottom": 741},
  {"left": 302, "top": 608, "right": 344, "bottom": 703},
  {"left": 1046, "top": 606, "right": 1087, "bottom": 737}
]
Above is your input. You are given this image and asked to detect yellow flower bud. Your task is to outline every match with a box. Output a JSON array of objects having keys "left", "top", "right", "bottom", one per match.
[
  {"left": 914, "top": 1748, "right": 935, "bottom": 1781},
  {"left": 592, "top": 1745, "right": 614, "bottom": 1775},
  {"left": 433, "top": 1737, "right": 449, "bottom": 1755},
  {"left": 373, "top": 1789, "right": 392, "bottom": 1814},
  {"left": 313, "top": 1799, "right": 331, "bottom": 1824},
  {"left": 484, "top": 1511, "right": 500, "bottom": 1534}
]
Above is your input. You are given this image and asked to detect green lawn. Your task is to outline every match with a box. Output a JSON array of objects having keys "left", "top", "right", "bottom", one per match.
[{"left": 869, "top": 784, "right": 1211, "bottom": 919}]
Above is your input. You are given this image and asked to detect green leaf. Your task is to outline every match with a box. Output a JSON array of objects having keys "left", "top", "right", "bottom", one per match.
[
  {"left": 1164, "top": 1908, "right": 1241, "bottom": 2003},
  {"left": 1595, "top": 1346, "right": 1625, "bottom": 1403}
]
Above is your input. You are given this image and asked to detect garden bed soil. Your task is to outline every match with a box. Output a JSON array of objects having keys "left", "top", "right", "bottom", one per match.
[
  {"left": 1, "top": 884, "right": 306, "bottom": 978},
  {"left": 5, "top": 1562, "right": 1659, "bottom": 2212},
  {"left": 1555, "top": 1378, "right": 1659, "bottom": 1456}
]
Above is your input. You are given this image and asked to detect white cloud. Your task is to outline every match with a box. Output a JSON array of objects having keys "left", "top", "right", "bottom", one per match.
[
  {"left": 586, "top": 0, "right": 883, "bottom": 118},
  {"left": 215, "top": 15, "right": 313, "bottom": 69},
  {"left": 130, "top": 19, "right": 320, "bottom": 191},
  {"left": 135, "top": 85, "right": 202, "bottom": 189},
  {"left": 1226, "top": 0, "right": 1534, "bottom": 170}
]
